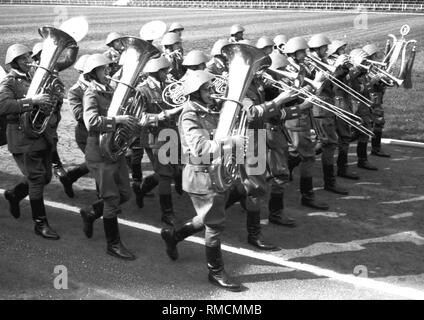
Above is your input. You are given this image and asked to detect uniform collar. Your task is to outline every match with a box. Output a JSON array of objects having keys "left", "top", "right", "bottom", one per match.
[
  {"left": 10, "top": 68, "right": 31, "bottom": 80},
  {"left": 90, "top": 80, "right": 112, "bottom": 93}
]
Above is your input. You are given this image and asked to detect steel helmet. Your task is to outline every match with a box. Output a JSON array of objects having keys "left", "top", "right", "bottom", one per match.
[
  {"left": 211, "top": 39, "right": 229, "bottom": 56},
  {"left": 143, "top": 55, "right": 171, "bottom": 73},
  {"left": 161, "top": 32, "right": 182, "bottom": 46},
  {"left": 230, "top": 24, "right": 245, "bottom": 35},
  {"left": 31, "top": 42, "right": 44, "bottom": 58},
  {"left": 5, "top": 44, "right": 32, "bottom": 65},
  {"left": 182, "top": 50, "right": 209, "bottom": 66},
  {"left": 273, "top": 34, "right": 288, "bottom": 48},
  {"left": 308, "top": 34, "right": 331, "bottom": 49},
  {"left": 362, "top": 44, "right": 380, "bottom": 57},
  {"left": 83, "top": 53, "right": 112, "bottom": 74},
  {"left": 256, "top": 36, "right": 274, "bottom": 49},
  {"left": 105, "top": 32, "right": 122, "bottom": 46},
  {"left": 169, "top": 22, "right": 184, "bottom": 32},
  {"left": 182, "top": 70, "right": 214, "bottom": 96},
  {"left": 74, "top": 54, "right": 91, "bottom": 72},
  {"left": 269, "top": 52, "right": 289, "bottom": 70},
  {"left": 327, "top": 39, "right": 347, "bottom": 57},
  {"left": 284, "top": 37, "right": 308, "bottom": 54}
]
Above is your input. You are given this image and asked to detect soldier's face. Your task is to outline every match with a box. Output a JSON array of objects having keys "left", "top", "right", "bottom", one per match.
[
  {"left": 337, "top": 45, "right": 347, "bottom": 55},
  {"left": 111, "top": 40, "right": 124, "bottom": 53},
  {"left": 318, "top": 45, "right": 328, "bottom": 58},
  {"left": 95, "top": 65, "right": 110, "bottom": 85},
  {"left": 295, "top": 50, "right": 307, "bottom": 62},
  {"left": 263, "top": 46, "right": 273, "bottom": 55},
  {"left": 16, "top": 53, "right": 32, "bottom": 73},
  {"left": 199, "top": 82, "right": 214, "bottom": 105},
  {"left": 234, "top": 32, "right": 243, "bottom": 41}
]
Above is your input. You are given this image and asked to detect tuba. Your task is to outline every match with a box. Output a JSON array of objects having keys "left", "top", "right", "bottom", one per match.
[
  {"left": 23, "top": 26, "right": 78, "bottom": 137},
  {"left": 99, "top": 37, "right": 160, "bottom": 162},
  {"left": 209, "top": 43, "right": 271, "bottom": 193}
]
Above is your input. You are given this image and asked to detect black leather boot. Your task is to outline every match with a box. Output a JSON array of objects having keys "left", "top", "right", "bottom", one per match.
[
  {"left": 80, "top": 200, "right": 104, "bottom": 238},
  {"left": 135, "top": 174, "right": 159, "bottom": 208},
  {"left": 288, "top": 153, "right": 301, "bottom": 182},
  {"left": 206, "top": 245, "right": 242, "bottom": 292},
  {"left": 300, "top": 177, "right": 329, "bottom": 210},
  {"left": 174, "top": 172, "right": 183, "bottom": 196},
  {"left": 337, "top": 150, "right": 359, "bottom": 180},
  {"left": 161, "top": 221, "right": 204, "bottom": 260},
  {"left": 371, "top": 132, "right": 391, "bottom": 157},
  {"left": 31, "top": 198, "right": 60, "bottom": 240},
  {"left": 357, "top": 142, "right": 378, "bottom": 170},
  {"left": 53, "top": 164, "right": 74, "bottom": 198},
  {"left": 4, "top": 182, "right": 28, "bottom": 219},
  {"left": 247, "top": 210, "right": 279, "bottom": 251},
  {"left": 103, "top": 216, "right": 135, "bottom": 260},
  {"left": 159, "top": 194, "right": 177, "bottom": 226},
  {"left": 268, "top": 193, "right": 296, "bottom": 227},
  {"left": 323, "top": 164, "right": 349, "bottom": 195}
]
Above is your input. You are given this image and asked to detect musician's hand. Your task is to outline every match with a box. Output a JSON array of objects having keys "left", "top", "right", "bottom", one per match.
[
  {"left": 334, "top": 54, "right": 349, "bottom": 68},
  {"left": 32, "top": 93, "right": 53, "bottom": 106},
  {"left": 157, "top": 111, "right": 168, "bottom": 121},
  {"left": 115, "top": 115, "right": 138, "bottom": 128},
  {"left": 315, "top": 71, "right": 326, "bottom": 82}
]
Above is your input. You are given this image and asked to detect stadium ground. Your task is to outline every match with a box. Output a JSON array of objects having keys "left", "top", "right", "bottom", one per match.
[{"left": 0, "top": 5, "right": 424, "bottom": 300}]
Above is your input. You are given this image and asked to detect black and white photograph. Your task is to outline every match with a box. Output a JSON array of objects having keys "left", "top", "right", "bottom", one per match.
[{"left": 0, "top": 0, "right": 423, "bottom": 305}]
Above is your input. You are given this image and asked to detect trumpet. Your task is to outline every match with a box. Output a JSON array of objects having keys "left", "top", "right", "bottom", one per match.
[
  {"left": 262, "top": 72, "right": 374, "bottom": 138},
  {"left": 304, "top": 55, "right": 373, "bottom": 108}
]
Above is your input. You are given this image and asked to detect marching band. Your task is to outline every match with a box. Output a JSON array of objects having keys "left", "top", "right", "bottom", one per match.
[{"left": 0, "top": 19, "right": 417, "bottom": 292}]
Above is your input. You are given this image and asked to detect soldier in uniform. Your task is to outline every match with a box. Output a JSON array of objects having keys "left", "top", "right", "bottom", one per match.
[
  {"left": 256, "top": 36, "right": 274, "bottom": 56},
  {"left": 180, "top": 50, "right": 209, "bottom": 81},
  {"left": 229, "top": 24, "right": 245, "bottom": 43},
  {"left": 104, "top": 32, "right": 124, "bottom": 77},
  {"left": 206, "top": 39, "right": 229, "bottom": 76},
  {"left": 363, "top": 43, "right": 391, "bottom": 158},
  {"left": 161, "top": 70, "right": 245, "bottom": 291},
  {"left": 161, "top": 32, "right": 185, "bottom": 81},
  {"left": 273, "top": 34, "right": 288, "bottom": 55},
  {"left": 136, "top": 56, "right": 181, "bottom": 226},
  {"left": 0, "top": 44, "right": 59, "bottom": 239},
  {"left": 168, "top": 22, "right": 184, "bottom": 38},
  {"left": 284, "top": 37, "right": 329, "bottom": 210},
  {"left": 307, "top": 34, "right": 349, "bottom": 195},
  {"left": 82, "top": 53, "right": 137, "bottom": 260}
]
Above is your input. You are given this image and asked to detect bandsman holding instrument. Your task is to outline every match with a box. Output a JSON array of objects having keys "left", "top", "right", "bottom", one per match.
[
  {"left": 206, "top": 39, "right": 229, "bottom": 76},
  {"left": 168, "top": 22, "right": 184, "bottom": 38},
  {"left": 181, "top": 50, "right": 209, "bottom": 77},
  {"left": 161, "top": 32, "right": 185, "bottom": 81},
  {"left": 256, "top": 36, "right": 275, "bottom": 56},
  {"left": 229, "top": 24, "right": 245, "bottom": 43},
  {"left": 104, "top": 32, "right": 124, "bottom": 77}
]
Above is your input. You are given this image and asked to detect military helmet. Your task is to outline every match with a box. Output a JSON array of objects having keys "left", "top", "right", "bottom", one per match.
[
  {"left": 284, "top": 37, "right": 308, "bottom": 54},
  {"left": 143, "top": 55, "right": 171, "bottom": 73},
  {"left": 182, "top": 70, "right": 214, "bottom": 96},
  {"left": 169, "top": 22, "right": 184, "bottom": 32},
  {"left": 362, "top": 44, "right": 380, "bottom": 57},
  {"left": 256, "top": 36, "right": 274, "bottom": 49},
  {"left": 31, "top": 42, "right": 44, "bottom": 59},
  {"left": 74, "top": 54, "right": 91, "bottom": 72},
  {"left": 273, "top": 34, "right": 288, "bottom": 48},
  {"left": 211, "top": 39, "right": 229, "bottom": 56},
  {"left": 230, "top": 24, "right": 245, "bottom": 35},
  {"left": 83, "top": 53, "right": 112, "bottom": 74},
  {"left": 308, "top": 34, "right": 331, "bottom": 49},
  {"left": 269, "top": 52, "right": 289, "bottom": 70},
  {"left": 161, "top": 32, "right": 182, "bottom": 46},
  {"left": 327, "top": 39, "right": 347, "bottom": 57},
  {"left": 105, "top": 32, "right": 122, "bottom": 46},
  {"left": 5, "top": 44, "right": 32, "bottom": 65},
  {"left": 182, "top": 50, "right": 209, "bottom": 66}
]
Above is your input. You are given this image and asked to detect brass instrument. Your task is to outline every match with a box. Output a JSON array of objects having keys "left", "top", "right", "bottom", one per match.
[
  {"left": 100, "top": 37, "right": 160, "bottom": 162},
  {"left": 162, "top": 80, "right": 188, "bottom": 108},
  {"left": 211, "top": 74, "right": 228, "bottom": 98},
  {"left": 209, "top": 43, "right": 271, "bottom": 192},
  {"left": 24, "top": 23, "right": 83, "bottom": 137}
]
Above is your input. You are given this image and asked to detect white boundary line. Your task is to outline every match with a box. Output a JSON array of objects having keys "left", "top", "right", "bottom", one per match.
[
  {"left": 382, "top": 138, "right": 424, "bottom": 149},
  {"left": 1, "top": 188, "right": 424, "bottom": 300},
  {"left": 0, "top": 3, "right": 423, "bottom": 16}
]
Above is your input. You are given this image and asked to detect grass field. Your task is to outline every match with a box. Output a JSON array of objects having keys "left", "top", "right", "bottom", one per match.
[{"left": 0, "top": 5, "right": 423, "bottom": 141}]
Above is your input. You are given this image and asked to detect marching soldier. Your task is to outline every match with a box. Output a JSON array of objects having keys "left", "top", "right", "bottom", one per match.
[
  {"left": 161, "top": 70, "right": 245, "bottom": 291},
  {"left": 256, "top": 36, "right": 274, "bottom": 55},
  {"left": 284, "top": 37, "right": 329, "bottom": 210},
  {"left": 181, "top": 50, "right": 209, "bottom": 79},
  {"left": 82, "top": 53, "right": 137, "bottom": 260},
  {"left": 229, "top": 24, "right": 245, "bottom": 43},
  {"left": 327, "top": 40, "right": 360, "bottom": 180},
  {"left": 104, "top": 32, "right": 124, "bottom": 77},
  {"left": 206, "top": 39, "right": 229, "bottom": 76},
  {"left": 168, "top": 22, "right": 184, "bottom": 38},
  {"left": 273, "top": 34, "right": 288, "bottom": 55},
  {"left": 0, "top": 44, "right": 59, "bottom": 239},
  {"left": 136, "top": 56, "right": 181, "bottom": 226},
  {"left": 161, "top": 32, "right": 185, "bottom": 80},
  {"left": 363, "top": 43, "right": 391, "bottom": 158},
  {"left": 307, "top": 34, "right": 348, "bottom": 195}
]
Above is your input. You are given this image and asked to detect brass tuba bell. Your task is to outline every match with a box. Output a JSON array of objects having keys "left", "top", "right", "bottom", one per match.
[{"left": 208, "top": 43, "right": 271, "bottom": 193}]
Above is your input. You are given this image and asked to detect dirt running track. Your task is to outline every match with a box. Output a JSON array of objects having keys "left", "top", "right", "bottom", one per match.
[{"left": 0, "top": 5, "right": 424, "bottom": 300}]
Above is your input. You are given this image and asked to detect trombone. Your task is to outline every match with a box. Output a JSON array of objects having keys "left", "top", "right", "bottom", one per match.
[
  {"left": 262, "top": 72, "right": 374, "bottom": 138},
  {"left": 304, "top": 55, "right": 373, "bottom": 108}
]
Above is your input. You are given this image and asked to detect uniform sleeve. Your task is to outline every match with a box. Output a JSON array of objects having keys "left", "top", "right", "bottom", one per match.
[
  {"left": 0, "top": 77, "right": 34, "bottom": 116},
  {"left": 83, "top": 88, "right": 116, "bottom": 133},
  {"left": 137, "top": 87, "right": 159, "bottom": 127},
  {"left": 181, "top": 111, "right": 220, "bottom": 158},
  {"left": 68, "top": 85, "right": 83, "bottom": 122}
]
